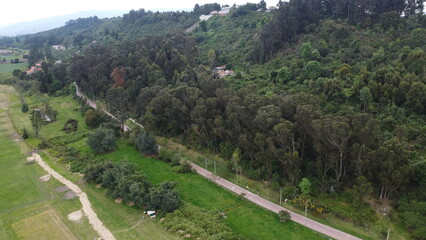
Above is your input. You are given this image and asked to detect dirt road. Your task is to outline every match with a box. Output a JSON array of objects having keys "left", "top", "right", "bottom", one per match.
[
  {"left": 190, "top": 163, "right": 362, "bottom": 240},
  {"left": 33, "top": 153, "right": 116, "bottom": 240}
]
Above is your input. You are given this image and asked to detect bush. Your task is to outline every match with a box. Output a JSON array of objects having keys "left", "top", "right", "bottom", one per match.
[
  {"left": 282, "top": 185, "right": 297, "bottom": 199},
  {"left": 178, "top": 161, "right": 192, "bottom": 173},
  {"left": 62, "top": 119, "right": 78, "bottom": 133},
  {"left": 87, "top": 128, "right": 117, "bottom": 154},
  {"left": 135, "top": 130, "right": 158, "bottom": 155},
  {"left": 21, "top": 103, "right": 29, "bottom": 113},
  {"left": 22, "top": 128, "right": 28, "bottom": 139},
  {"left": 148, "top": 182, "right": 180, "bottom": 212},
  {"left": 85, "top": 109, "right": 105, "bottom": 128},
  {"left": 158, "top": 148, "right": 174, "bottom": 162},
  {"left": 278, "top": 210, "right": 291, "bottom": 223}
]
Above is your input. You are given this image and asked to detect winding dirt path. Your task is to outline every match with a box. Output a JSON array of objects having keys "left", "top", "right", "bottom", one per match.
[{"left": 32, "top": 153, "right": 116, "bottom": 240}]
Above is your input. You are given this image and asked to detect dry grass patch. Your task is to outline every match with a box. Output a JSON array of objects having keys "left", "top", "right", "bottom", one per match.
[{"left": 12, "top": 209, "right": 76, "bottom": 240}]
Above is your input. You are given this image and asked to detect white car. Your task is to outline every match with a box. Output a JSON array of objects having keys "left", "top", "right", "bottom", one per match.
[{"left": 147, "top": 210, "right": 156, "bottom": 218}]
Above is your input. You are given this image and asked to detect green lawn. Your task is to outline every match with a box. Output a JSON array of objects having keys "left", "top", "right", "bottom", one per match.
[
  {"left": 103, "top": 142, "right": 326, "bottom": 240},
  {"left": 0, "top": 63, "right": 26, "bottom": 74},
  {"left": 4, "top": 88, "right": 181, "bottom": 240},
  {"left": 0, "top": 86, "right": 97, "bottom": 239}
]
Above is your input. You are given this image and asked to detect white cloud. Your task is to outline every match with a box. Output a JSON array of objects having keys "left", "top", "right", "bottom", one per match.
[{"left": 0, "top": 0, "right": 276, "bottom": 26}]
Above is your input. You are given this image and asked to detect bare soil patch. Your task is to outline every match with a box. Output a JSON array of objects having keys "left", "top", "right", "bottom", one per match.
[
  {"left": 68, "top": 210, "right": 84, "bottom": 223},
  {"left": 55, "top": 185, "right": 70, "bottom": 193},
  {"left": 64, "top": 190, "right": 77, "bottom": 200},
  {"left": 39, "top": 174, "right": 51, "bottom": 182}
]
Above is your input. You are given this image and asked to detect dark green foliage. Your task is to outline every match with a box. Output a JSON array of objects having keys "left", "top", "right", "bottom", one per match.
[
  {"left": 21, "top": 128, "right": 28, "bottom": 139},
  {"left": 62, "top": 119, "right": 78, "bottom": 133},
  {"left": 86, "top": 128, "right": 116, "bottom": 154},
  {"left": 29, "top": 109, "right": 45, "bottom": 138},
  {"left": 135, "top": 130, "right": 158, "bottom": 155},
  {"left": 278, "top": 210, "right": 291, "bottom": 223},
  {"left": 178, "top": 161, "right": 193, "bottom": 173},
  {"left": 148, "top": 182, "right": 180, "bottom": 212},
  {"left": 83, "top": 161, "right": 178, "bottom": 212},
  {"left": 162, "top": 202, "right": 243, "bottom": 240},
  {"left": 84, "top": 109, "right": 105, "bottom": 128},
  {"left": 21, "top": 103, "right": 28, "bottom": 113}
]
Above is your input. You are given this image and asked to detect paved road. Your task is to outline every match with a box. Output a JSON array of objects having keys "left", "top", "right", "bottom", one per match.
[
  {"left": 190, "top": 163, "right": 362, "bottom": 240},
  {"left": 74, "top": 82, "right": 130, "bottom": 131},
  {"left": 73, "top": 83, "right": 362, "bottom": 240}
]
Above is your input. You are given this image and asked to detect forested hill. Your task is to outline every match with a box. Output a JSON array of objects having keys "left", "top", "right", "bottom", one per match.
[{"left": 3, "top": 1, "right": 426, "bottom": 239}]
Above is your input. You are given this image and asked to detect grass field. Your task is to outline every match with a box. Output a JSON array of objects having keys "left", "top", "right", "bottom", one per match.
[
  {"left": 4, "top": 86, "right": 182, "bottom": 240},
  {"left": 0, "top": 63, "right": 26, "bottom": 74},
  {"left": 159, "top": 137, "right": 411, "bottom": 240},
  {"left": 0, "top": 85, "right": 97, "bottom": 240},
  {"left": 102, "top": 142, "right": 327, "bottom": 240}
]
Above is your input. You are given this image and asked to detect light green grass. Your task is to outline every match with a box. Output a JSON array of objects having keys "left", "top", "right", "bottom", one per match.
[
  {"left": 0, "top": 63, "right": 26, "bottom": 74},
  {"left": 159, "top": 137, "right": 409, "bottom": 240},
  {"left": 102, "top": 142, "right": 326, "bottom": 240},
  {"left": 0, "top": 86, "right": 98, "bottom": 239},
  {"left": 4, "top": 87, "right": 182, "bottom": 240}
]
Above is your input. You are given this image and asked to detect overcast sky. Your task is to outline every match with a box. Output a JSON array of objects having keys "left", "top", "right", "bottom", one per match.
[{"left": 0, "top": 0, "right": 276, "bottom": 26}]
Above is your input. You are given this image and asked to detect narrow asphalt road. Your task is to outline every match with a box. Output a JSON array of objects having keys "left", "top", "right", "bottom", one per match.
[
  {"left": 189, "top": 164, "right": 362, "bottom": 240},
  {"left": 74, "top": 83, "right": 362, "bottom": 240},
  {"left": 74, "top": 82, "right": 130, "bottom": 132}
]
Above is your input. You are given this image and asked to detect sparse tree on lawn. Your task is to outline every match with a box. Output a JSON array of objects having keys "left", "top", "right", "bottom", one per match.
[
  {"left": 30, "top": 109, "right": 45, "bottom": 138},
  {"left": 87, "top": 128, "right": 117, "bottom": 154}
]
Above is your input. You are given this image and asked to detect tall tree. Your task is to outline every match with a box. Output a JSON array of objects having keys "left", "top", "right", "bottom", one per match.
[{"left": 30, "top": 109, "right": 45, "bottom": 138}]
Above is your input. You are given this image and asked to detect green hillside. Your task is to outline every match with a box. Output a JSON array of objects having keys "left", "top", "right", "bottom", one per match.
[{"left": 1, "top": 1, "right": 426, "bottom": 239}]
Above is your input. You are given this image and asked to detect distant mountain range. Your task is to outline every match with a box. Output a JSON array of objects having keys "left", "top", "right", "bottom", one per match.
[{"left": 0, "top": 10, "right": 129, "bottom": 36}]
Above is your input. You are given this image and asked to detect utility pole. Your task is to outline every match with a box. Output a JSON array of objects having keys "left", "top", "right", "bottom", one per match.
[
  {"left": 386, "top": 228, "right": 391, "bottom": 240},
  {"left": 214, "top": 160, "right": 217, "bottom": 174},
  {"left": 304, "top": 201, "right": 308, "bottom": 225},
  {"left": 279, "top": 188, "right": 282, "bottom": 205}
]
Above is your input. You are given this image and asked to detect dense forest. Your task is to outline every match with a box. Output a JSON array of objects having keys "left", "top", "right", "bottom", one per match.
[{"left": 3, "top": 0, "right": 426, "bottom": 239}]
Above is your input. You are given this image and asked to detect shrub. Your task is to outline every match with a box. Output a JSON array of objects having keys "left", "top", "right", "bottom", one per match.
[
  {"left": 278, "top": 210, "right": 291, "bottom": 223},
  {"left": 148, "top": 182, "right": 180, "bottom": 212},
  {"left": 85, "top": 109, "right": 105, "bottom": 128},
  {"left": 21, "top": 103, "right": 29, "bottom": 113},
  {"left": 135, "top": 130, "right": 158, "bottom": 155},
  {"left": 87, "top": 128, "right": 117, "bottom": 154},
  {"left": 158, "top": 148, "right": 174, "bottom": 162},
  {"left": 282, "top": 185, "right": 297, "bottom": 199},
  {"left": 62, "top": 119, "right": 78, "bottom": 133},
  {"left": 178, "top": 161, "right": 192, "bottom": 173},
  {"left": 22, "top": 128, "right": 29, "bottom": 139}
]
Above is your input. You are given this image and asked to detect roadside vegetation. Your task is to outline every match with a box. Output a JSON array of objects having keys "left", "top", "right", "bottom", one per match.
[{"left": 1, "top": 0, "right": 426, "bottom": 239}]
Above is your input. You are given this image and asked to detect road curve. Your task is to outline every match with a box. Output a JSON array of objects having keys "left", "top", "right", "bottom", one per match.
[
  {"left": 190, "top": 163, "right": 362, "bottom": 240},
  {"left": 33, "top": 153, "right": 116, "bottom": 240}
]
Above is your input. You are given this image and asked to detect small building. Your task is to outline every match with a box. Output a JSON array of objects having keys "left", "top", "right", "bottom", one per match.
[
  {"left": 213, "top": 65, "right": 235, "bottom": 79},
  {"left": 52, "top": 45, "right": 66, "bottom": 50},
  {"left": 26, "top": 63, "right": 42, "bottom": 75}
]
